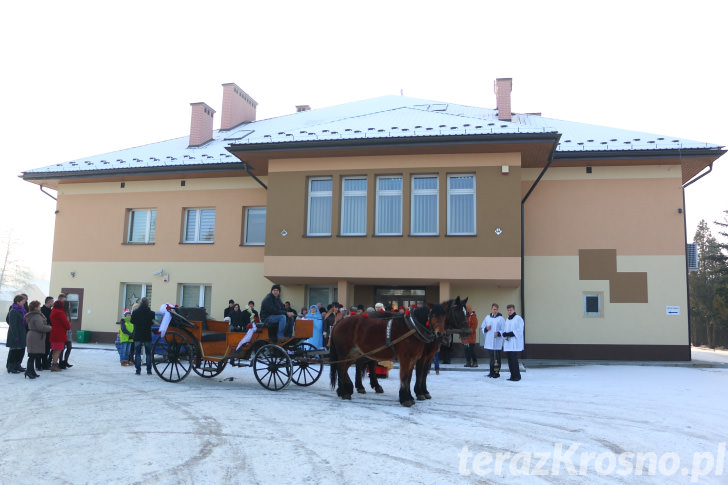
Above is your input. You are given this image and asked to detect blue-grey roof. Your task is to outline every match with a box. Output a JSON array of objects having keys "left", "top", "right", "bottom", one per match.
[{"left": 23, "top": 95, "right": 723, "bottom": 177}]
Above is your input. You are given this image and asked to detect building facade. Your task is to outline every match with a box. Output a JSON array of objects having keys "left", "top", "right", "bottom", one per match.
[{"left": 23, "top": 80, "right": 724, "bottom": 359}]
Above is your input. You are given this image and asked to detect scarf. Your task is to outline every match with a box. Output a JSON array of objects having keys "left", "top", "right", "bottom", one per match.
[{"left": 12, "top": 303, "right": 28, "bottom": 326}]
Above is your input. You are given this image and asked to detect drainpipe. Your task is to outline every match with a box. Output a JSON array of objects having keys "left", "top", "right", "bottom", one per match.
[
  {"left": 681, "top": 162, "right": 713, "bottom": 360},
  {"left": 40, "top": 185, "right": 57, "bottom": 201},
  {"left": 243, "top": 163, "right": 267, "bottom": 190},
  {"left": 520, "top": 136, "right": 560, "bottom": 336}
]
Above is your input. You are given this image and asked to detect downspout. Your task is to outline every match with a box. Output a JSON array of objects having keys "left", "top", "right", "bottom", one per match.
[
  {"left": 243, "top": 163, "right": 267, "bottom": 190},
  {"left": 520, "top": 135, "right": 561, "bottom": 347},
  {"left": 40, "top": 185, "right": 57, "bottom": 201},
  {"left": 680, "top": 162, "right": 713, "bottom": 360}
]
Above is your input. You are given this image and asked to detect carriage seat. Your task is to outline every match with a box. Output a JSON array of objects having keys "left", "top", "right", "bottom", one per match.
[{"left": 200, "top": 329, "right": 227, "bottom": 342}]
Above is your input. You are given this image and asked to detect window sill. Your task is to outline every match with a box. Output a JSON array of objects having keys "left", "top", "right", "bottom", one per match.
[
  {"left": 179, "top": 241, "right": 215, "bottom": 245},
  {"left": 122, "top": 242, "right": 155, "bottom": 245}
]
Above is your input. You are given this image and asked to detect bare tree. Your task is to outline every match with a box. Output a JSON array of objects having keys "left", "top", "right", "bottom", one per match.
[{"left": 0, "top": 233, "right": 34, "bottom": 290}]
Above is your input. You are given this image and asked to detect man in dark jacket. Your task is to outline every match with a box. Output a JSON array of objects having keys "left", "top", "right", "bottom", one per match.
[
  {"left": 40, "top": 296, "right": 54, "bottom": 369},
  {"left": 260, "top": 285, "right": 295, "bottom": 342},
  {"left": 131, "top": 297, "right": 156, "bottom": 375}
]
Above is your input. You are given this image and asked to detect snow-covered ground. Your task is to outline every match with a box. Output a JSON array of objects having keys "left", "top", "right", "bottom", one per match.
[{"left": 1, "top": 336, "right": 727, "bottom": 484}]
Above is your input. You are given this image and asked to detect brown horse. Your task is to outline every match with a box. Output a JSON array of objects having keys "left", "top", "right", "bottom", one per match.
[
  {"left": 329, "top": 305, "right": 446, "bottom": 407},
  {"left": 355, "top": 297, "right": 469, "bottom": 400}
]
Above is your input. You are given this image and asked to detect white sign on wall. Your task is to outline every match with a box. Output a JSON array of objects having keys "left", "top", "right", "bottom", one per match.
[{"left": 666, "top": 306, "right": 680, "bottom": 316}]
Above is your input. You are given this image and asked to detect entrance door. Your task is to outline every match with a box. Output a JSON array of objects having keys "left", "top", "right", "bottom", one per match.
[
  {"left": 61, "top": 287, "right": 84, "bottom": 337},
  {"left": 373, "top": 287, "right": 425, "bottom": 311}
]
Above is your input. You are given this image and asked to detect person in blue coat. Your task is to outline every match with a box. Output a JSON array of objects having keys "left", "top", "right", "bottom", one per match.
[{"left": 305, "top": 304, "right": 324, "bottom": 349}]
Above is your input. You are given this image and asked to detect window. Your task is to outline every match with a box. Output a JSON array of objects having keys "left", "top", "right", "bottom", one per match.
[
  {"left": 307, "top": 285, "right": 338, "bottom": 308},
  {"left": 184, "top": 209, "right": 215, "bottom": 243},
  {"left": 307, "top": 177, "right": 332, "bottom": 236},
  {"left": 447, "top": 174, "right": 476, "bottom": 235},
  {"left": 341, "top": 177, "right": 367, "bottom": 236},
  {"left": 584, "top": 293, "right": 602, "bottom": 317},
  {"left": 123, "top": 283, "right": 152, "bottom": 313},
  {"left": 180, "top": 284, "right": 211, "bottom": 314},
  {"left": 411, "top": 175, "right": 438, "bottom": 235},
  {"left": 375, "top": 176, "right": 402, "bottom": 235},
  {"left": 127, "top": 209, "right": 156, "bottom": 243},
  {"left": 244, "top": 207, "right": 266, "bottom": 245}
]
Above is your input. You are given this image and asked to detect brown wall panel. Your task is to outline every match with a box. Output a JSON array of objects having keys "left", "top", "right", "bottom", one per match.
[{"left": 265, "top": 164, "right": 522, "bottom": 258}]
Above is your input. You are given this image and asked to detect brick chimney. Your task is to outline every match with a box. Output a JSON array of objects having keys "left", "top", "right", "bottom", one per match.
[
  {"left": 220, "top": 83, "right": 257, "bottom": 130},
  {"left": 189, "top": 102, "right": 215, "bottom": 147},
  {"left": 494, "top": 78, "right": 512, "bottom": 122}
]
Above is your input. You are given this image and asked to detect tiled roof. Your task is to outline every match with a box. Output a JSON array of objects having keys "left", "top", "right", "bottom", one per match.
[{"left": 23, "top": 95, "right": 723, "bottom": 177}]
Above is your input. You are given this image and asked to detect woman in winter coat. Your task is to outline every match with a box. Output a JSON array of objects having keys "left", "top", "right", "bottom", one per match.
[
  {"left": 25, "top": 300, "right": 51, "bottom": 379},
  {"left": 5, "top": 294, "right": 28, "bottom": 374},
  {"left": 49, "top": 300, "right": 70, "bottom": 371}
]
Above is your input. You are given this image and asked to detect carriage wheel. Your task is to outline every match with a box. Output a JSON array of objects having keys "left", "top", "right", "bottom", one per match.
[
  {"left": 192, "top": 359, "right": 227, "bottom": 378},
  {"left": 291, "top": 342, "right": 323, "bottom": 387},
  {"left": 153, "top": 330, "right": 194, "bottom": 383},
  {"left": 253, "top": 344, "right": 292, "bottom": 391}
]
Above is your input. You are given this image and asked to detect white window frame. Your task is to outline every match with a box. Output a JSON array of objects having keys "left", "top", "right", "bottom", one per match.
[
  {"left": 307, "top": 177, "right": 333, "bottom": 236},
  {"left": 584, "top": 292, "right": 603, "bottom": 317},
  {"left": 127, "top": 209, "right": 156, "bottom": 244},
  {"left": 244, "top": 207, "right": 266, "bottom": 246},
  {"left": 410, "top": 175, "right": 439, "bottom": 236},
  {"left": 447, "top": 174, "right": 476, "bottom": 235},
  {"left": 341, "top": 176, "right": 367, "bottom": 236},
  {"left": 122, "top": 283, "right": 152, "bottom": 313},
  {"left": 375, "top": 175, "right": 403, "bottom": 236},
  {"left": 184, "top": 208, "right": 215, "bottom": 243},
  {"left": 180, "top": 284, "right": 212, "bottom": 314}
]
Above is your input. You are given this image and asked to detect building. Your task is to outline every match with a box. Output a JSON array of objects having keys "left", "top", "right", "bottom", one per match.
[{"left": 22, "top": 80, "right": 724, "bottom": 359}]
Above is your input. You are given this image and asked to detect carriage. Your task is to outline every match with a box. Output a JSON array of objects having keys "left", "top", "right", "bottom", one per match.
[{"left": 151, "top": 307, "right": 325, "bottom": 391}]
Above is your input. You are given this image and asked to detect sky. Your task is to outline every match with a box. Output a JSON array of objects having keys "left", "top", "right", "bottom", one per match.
[
  {"left": 1, "top": 336, "right": 727, "bottom": 483},
  {"left": 1, "top": 0, "right": 727, "bottom": 280}
]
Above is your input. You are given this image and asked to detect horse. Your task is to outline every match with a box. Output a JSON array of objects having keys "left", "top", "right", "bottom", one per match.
[
  {"left": 354, "top": 297, "right": 469, "bottom": 401},
  {"left": 329, "top": 305, "right": 447, "bottom": 407}
]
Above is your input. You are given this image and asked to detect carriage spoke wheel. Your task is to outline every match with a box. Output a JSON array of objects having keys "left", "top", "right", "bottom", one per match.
[
  {"left": 291, "top": 342, "right": 323, "bottom": 387},
  {"left": 192, "top": 359, "right": 227, "bottom": 378},
  {"left": 253, "top": 344, "right": 292, "bottom": 391},
  {"left": 153, "top": 330, "right": 194, "bottom": 383}
]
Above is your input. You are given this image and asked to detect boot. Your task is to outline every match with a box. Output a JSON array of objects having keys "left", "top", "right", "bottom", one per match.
[
  {"left": 58, "top": 361, "right": 67, "bottom": 369},
  {"left": 24, "top": 369, "right": 38, "bottom": 379},
  {"left": 63, "top": 360, "right": 73, "bottom": 368},
  {"left": 51, "top": 363, "right": 61, "bottom": 372},
  {"left": 464, "top": 362, "right": 472, "bottom": 367}
]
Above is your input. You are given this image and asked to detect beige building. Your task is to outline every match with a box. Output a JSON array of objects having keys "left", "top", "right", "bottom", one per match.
[{"left": 23, "top": 79, "right": 724, "bottom": 359}]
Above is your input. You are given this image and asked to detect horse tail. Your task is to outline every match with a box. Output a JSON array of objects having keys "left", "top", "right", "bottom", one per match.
[{"left": 329, "top": 337, "right": 339, "bottom": 390}]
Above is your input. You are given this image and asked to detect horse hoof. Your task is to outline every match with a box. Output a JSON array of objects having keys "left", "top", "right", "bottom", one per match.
[
  {"left": 401, "top": 400, "right": 415, "bottom": 407},
  {"left": 416, "top": 394, "right": 427, "bottom": 401},
  {"left": 424, "top": 393, "right": 432, "bottom": 400},
  {"left": 374, "top": 386, "right": 384, "bottom": 394},
  {"left": 357, "top": 388, "right": 366, "bottom": 394}
]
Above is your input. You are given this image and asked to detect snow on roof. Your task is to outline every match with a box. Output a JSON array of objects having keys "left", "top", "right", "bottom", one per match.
[{"left": 23, "top": 95, "right": 723, "bottom": 177}]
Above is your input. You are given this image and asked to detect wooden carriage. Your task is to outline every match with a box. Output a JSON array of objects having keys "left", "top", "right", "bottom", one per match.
[{"left": 151, "top": 308, "right": 325, "bottom": 391}]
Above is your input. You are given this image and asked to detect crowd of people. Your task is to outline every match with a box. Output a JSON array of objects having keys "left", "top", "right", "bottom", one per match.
[{"left": 5, "top": 293, "right": 73, "bottom": 379}]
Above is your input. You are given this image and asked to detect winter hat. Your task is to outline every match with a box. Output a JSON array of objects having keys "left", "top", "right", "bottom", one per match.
[{"left": 271, "top": 284, "right": 281, "bottom": 292}]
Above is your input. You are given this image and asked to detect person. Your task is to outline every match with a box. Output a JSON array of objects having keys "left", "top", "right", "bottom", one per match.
[
  {"left": 131, "top": 297, "right": 155, "bottom": 375},
  {"left": 300, "top": 307, "right": 308, "bottom": 319},
  {"left": 118, "top": 309, "right": 134, "bottom": 365},
  {"left": 462, "top": 305, "right": 479, "bottom": 368},
  {"left": 482, "top": 303, "right": 504, "bottom": 378},
  {"left": 240, "top": 301, "right": 260, "bottom": 328},
  {"left": 374, "top": 302, "right": 385, "bottom": 313},
  {"left": 229, "top": 303, "right": 245, "bottom": 331},
  {"left": 284, "top": 301, "right": 298, "bottom": 321},
  {"left": 56, "top": 293, "right": 73, "bottom": 369},
  {"left": 40, "top": 296, "right": 54, "bottom": 370},
  {"left": 260, "top": 284, "right": 295, "bottom": 342},
  {"left": 49, "top": 299, "right": 70, "bottom": 372},
  {"left": 25, "top": 300, "right": 51, "bottom": 379},
  {"left": 224, "top": 299, "right": 235, "bottom": 319},
  {"left": 502, "top": 304, "right": 525, "bottom": 381},
  {"left": 5, "top": 294, "right": 28, "bottom": 374},
  {"left": 305, "top": 304, "right": 324, "bottom": 349},
  {"left": 322, "top": 303, "right": 336, "bottom": 348},
  {"left": 439, "top": 333, "right": 453, "bottom": 364}
]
